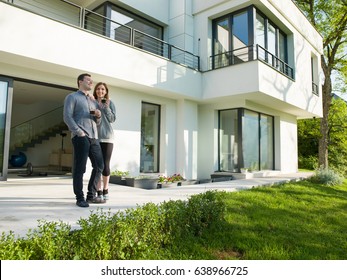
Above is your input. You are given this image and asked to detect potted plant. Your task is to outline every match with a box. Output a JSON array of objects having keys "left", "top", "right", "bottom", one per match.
[
  {"left": 157, "top": 173, "right": 185, "bottom": 188},
  {"left": 170, "top": 173, "right": 184, "bottom": 186},
  {"left": 125, "top": 175, "right": 158, "bottom": 189},
  {"left": 157, "top": 174, "right": 167, "bottom": 188},
  {"left": 110, "top": 170, "right": 129, "bottom": 185}
]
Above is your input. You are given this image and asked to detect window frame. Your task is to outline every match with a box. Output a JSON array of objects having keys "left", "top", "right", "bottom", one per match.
[
  {"left": 218, "top": 108, "right": 275, "bottom": 172},
  {"left": 140, "top": 102, "right": 161, "bottom": 173},
  {"left": 212, "top": 5, "right": 289, "bottom": 64}
]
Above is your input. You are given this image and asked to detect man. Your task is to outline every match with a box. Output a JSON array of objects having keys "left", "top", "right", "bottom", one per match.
[{"left": 63, "top": 73, "right": 105, "bottom": 207}]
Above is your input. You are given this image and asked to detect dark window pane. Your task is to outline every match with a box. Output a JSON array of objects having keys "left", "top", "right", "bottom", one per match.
[
  {"left": 219, "top": 109, "right": 239, "bottom": 172},
  {"left": 140, "top": 103, "right": 160, "bottom": 173}
]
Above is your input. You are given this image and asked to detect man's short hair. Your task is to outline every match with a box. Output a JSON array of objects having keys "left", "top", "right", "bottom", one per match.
[{"left": 77, "top": 73, "right": 91, "bottom": 87}]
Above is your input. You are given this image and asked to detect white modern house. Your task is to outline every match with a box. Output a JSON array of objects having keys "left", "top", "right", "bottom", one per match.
[{"left": 0, "top": 0, "right": 323, "bottom": 181}]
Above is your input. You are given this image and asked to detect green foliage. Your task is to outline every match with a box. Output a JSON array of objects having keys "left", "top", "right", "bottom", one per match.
[
  {"left": 298, "top": 98, "right": 347, "bottom": 175},
  {"left": 110, "top": 170, "right": 129, "bottom": 177},
  {"left": 297, "top": 117, "right": 320, "bottom": 170},
  {"left": 298, "top": 155, "right": 318, "bottom": 170},
  {"left": 294, "top": 0, "right": 347, "bottom": 76},
  {"left": 309, "top": 167, "right": 344, "bottom": 186},
  {"left": 0, "top": 221, "right": 73, "bottom": 260},
  {"left": 0, "top": 191, "right": 225, "bottom": 260}
]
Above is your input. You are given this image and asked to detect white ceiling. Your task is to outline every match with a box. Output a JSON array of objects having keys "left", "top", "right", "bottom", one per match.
[{"left": 13, "top": 81, "right": 73, "bottom": 105}]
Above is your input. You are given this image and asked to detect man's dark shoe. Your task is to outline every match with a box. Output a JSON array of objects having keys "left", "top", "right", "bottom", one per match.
[
  {"left": 76, "top": 200, "right": 89, "bottom": 207},
  {"left": 86, "top": 196, "right": 106, "bottom": 204}
]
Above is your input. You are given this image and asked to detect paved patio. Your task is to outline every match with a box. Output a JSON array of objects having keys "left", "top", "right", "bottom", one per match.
[{"left": 0, "top": 172, "right": 313, "bottom": 237}]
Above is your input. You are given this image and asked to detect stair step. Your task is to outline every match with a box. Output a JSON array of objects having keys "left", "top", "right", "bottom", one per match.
[{"left": 10, "top": 122, "right": 68, "bottom": 154}]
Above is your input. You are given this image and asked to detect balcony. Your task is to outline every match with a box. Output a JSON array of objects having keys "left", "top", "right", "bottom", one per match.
[
  {"left": 209, "top": 45, "right": 294, "bottom": 80},
  {"left": 1, "top": 0, "right": 200, "bottom": 71}
]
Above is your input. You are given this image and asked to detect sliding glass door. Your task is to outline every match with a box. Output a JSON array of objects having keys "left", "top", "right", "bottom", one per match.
[
  {"left": 0, "top": 77, "right": 13, "bottom": 181},
  {"left": 219, "top": 108, "right": 274, "bottom": 172}
]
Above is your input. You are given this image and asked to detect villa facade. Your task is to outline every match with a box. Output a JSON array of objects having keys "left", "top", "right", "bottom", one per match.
[{"left": 0, "top": 0, "right": 323, "bottom": 181}]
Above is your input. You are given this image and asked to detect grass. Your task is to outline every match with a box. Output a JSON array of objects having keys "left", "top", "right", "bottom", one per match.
[{"left": 167, "top": 180, "right": 347, "bottom": 260}]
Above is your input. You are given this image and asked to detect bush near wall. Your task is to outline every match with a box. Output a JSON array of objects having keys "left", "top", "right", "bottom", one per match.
[{"left": 0, "top": 191, "right": 226, "bottom": 260}]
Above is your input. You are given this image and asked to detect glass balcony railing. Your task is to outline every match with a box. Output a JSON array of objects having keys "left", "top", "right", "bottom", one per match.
[{"left": 2, "top": 0, "right": 200, "bottom": 71}]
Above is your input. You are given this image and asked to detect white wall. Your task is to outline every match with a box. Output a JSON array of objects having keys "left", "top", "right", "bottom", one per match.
[
  {"left": 104, "top": 85, "right": 180, "bottom": 178},
  {"left": 176, "top": 99, "right": 198, "bottom": 179},
  {"left": 168, "top": 0, "right": 194, "bottom": 53},
  {"left": 276, "top": 115, "right": 298, "bottom": 173},
  {"left": 197, "top": 105, "right": 218, "bottom": 179}
]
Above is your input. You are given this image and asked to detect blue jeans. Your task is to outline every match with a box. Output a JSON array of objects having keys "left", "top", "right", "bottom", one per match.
[{"left": 71, "top": 136, "right": 104, "bottom": 201}]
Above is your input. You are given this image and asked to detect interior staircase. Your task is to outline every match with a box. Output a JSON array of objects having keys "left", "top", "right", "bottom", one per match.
[
  {"left": 9, "top": 106, "right": 68, "bottom": 157},
  {"left": 10, "top": 122, "right": 68, "bottom": 155}
]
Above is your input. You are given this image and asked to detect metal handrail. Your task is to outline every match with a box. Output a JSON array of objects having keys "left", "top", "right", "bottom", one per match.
[
  {"left": 256, "top": 45, "right": 294, "bottom": 79},
  {"left": 210, "top": 45, "right": 254, "bottom": 70},
  {"left": 209, "top": 44, "right": 294, "bottom": 80},
  {"left": 2, "top": 0, "right": 200, "bottom": 70}
]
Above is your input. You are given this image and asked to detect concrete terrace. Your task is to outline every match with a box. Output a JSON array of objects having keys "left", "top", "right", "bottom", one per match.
[{"left": 0, "top": 172, "right": 313, "bottom": 237}]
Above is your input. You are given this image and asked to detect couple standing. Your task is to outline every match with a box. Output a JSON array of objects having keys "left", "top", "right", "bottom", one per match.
[{"left": 63, "top": 73, "right": 116, "bottom": 207}]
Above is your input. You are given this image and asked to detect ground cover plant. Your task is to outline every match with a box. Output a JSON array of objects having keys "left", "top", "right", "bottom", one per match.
[{"left": 1, "top": 178, "right": 347, "bottom": 260}]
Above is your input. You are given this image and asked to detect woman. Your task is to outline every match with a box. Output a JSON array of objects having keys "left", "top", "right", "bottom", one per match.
[{"left": 93, "top": 82, "right": 116, "bottom": 200}]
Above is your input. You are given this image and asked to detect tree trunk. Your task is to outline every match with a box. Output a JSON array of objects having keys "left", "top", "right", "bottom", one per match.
[{"left": 318, "top": 60, "right": 332, "bottom": 169}]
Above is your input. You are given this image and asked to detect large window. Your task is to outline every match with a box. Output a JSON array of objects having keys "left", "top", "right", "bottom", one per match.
[
  {"left": 0, "top": 77, "right": 12, "bottom": 181},
  {"left": 219, "top": 108, "right": 274, "bottom": 172},
  {"left": 212, "top": 7, "right": 252, "bottom": 68},
  {"left": 110, "top": 6, "right": 162, "bottom": 40},
  {"left": 255, "top": 11, "right": 288, "bottom": 63},
  {"left": 89, "top": 3, "right": 163, "bottom": 54},
  {"left": 212, "top": 6, "right": 289, "bottom": 73},
  {"left": 140, "top": 102, "right": 160, "bottom": 173}
]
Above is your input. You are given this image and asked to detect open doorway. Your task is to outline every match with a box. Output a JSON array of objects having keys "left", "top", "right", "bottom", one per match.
[{"left": 7, "top": 78, "right": 75, "bottom": 178}]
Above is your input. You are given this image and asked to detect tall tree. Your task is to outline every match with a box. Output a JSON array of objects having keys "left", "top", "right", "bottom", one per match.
[{"left": 293, "top": 0, "right": 347, "bottom": 168}]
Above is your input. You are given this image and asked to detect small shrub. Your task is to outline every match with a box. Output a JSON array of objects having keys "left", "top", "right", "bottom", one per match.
[
  {"left": 186, "top": 191, "right": 226, "bottom": 236},
  {"left": 310, "top": 167, "right": 344, "bottom": 186},
  {"left": 73, "top": 209, "right": 117, "bottom": 260},
  {"left": 0, "top": 191, "right": 227, "bottom": 260},
  {"left": 0, "top": 231, "right": 32, "bottom": 260}
]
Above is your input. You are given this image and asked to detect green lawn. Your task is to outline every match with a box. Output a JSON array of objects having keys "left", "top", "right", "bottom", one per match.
[{"left": 170, "top": 180, "right": 347, "bottom": 260}]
